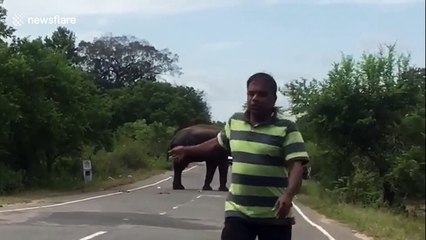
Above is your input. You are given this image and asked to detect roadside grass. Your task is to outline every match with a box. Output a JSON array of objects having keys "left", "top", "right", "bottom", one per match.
[
  {"left": 0, "top": 142, "right": 173, "bottom": 206},
  {"left": 0, "top": 168, "right": 168, "bottom": 207},
  {"left": 298, "top": 180, "right": 425, "bottom": 240},
  {"left": 0, "top": 122, "right": 176, "bottom": 207}
]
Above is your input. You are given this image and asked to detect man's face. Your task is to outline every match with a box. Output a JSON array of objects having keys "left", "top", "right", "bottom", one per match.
[{"left": 247, "top": 80, "right": 276, "bottom": 115}]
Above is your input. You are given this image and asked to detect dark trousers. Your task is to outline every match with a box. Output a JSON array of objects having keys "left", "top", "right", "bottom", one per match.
[{"left": 221, "top": 217, "right": 292, "bottom": 240}]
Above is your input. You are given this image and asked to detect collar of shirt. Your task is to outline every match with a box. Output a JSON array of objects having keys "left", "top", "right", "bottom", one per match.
[{"left": 243, "top": 107, "right": 278, "bottom": 127}]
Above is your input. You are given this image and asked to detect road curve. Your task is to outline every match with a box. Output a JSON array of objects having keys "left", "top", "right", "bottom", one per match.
[{"left": 0, "top": 163, "right": 367, "bottom": 240}]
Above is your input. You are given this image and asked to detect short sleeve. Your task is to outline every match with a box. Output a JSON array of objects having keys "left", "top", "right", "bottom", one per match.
[
  {"left": 282, "top": 121, "right": 309, "bottom": 165},
  {"left": 217, "top": 118, "right": 231, "bottom": 150}
]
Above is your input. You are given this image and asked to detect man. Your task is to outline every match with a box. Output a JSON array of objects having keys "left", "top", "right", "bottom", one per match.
[{"left": 168, "top": 72, "right": 309, "bottom": 240}]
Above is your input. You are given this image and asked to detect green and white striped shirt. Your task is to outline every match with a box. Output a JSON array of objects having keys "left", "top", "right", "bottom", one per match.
[{"left": 217, "top": 110, "right": 309, "bottom": 225}]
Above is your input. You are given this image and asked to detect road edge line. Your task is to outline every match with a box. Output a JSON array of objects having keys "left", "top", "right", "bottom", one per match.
[
  {"left": 0, "top": 165, "right": 199, "bottom": 213},
  {"left": 292, "top": 202, "right": 337, "bottom": 240},
  {"left": 127, "top": 165, "right": 198, "bottom": 192},
  {"left": 79, "top": 231, "right": 108, "bottom": 240}
]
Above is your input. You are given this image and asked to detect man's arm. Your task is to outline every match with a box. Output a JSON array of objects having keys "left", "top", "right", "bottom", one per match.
[
  {"left": 282, "top": 122, "right": 310, "bottom": 198},
  {"left": 169, "top": 119, "right": 232, "bottom": 160},
  {"left": 180, "top": 137, "right": 222, "bottom": 156},
  {"left": 285, "top": 159, "right": 305, "bottom": 199},
  {"left": 216, "top": 121, "right": 231, "bottom": 151}
]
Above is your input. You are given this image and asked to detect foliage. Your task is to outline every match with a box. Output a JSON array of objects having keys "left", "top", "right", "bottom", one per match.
[
  {"left": 0, "top": 163, "right": 24, "bottom": 195},
  {"left": 44, "top": 26, "right": 80, "bottom": 64},
  {"left": 281, "top": 44, "right": 425, "bottom": 209},
  {"left": 299, "top": 181, "right": 425, "bottom": 240},
  {"left": 88, "top": 120, "right": 176, "bottom": 179},
  {"left": 0, "top": 6, "right": 15, "bottom": 41},
  {"left": 0, "top": 7, "right": 210, "bottom": 195},
  {"left": 0, "top": 36, "right": 112, "bottom": 187},
  {"left": 108, "top": 81, "right": 211, "bottom": 129},
  {"left": 77, "top": 34, "right": 182, "bottom": 89}
]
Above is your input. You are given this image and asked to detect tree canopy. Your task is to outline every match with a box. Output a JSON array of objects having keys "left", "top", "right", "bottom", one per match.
[
  {"left": 281, "top": 45, "right": 425, "bottom": 208},
  {"left": 0, "top": 5, "right": 211, "bottom": 193}
]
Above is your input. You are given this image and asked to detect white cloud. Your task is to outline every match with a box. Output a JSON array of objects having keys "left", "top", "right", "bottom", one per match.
[{"left": 3, "top": 0, "right": 244, "bottom": 17}]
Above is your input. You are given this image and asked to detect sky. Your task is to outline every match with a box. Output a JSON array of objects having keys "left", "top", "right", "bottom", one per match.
[{"left": 2, "top": 0, "right": 425, "bottom": 121}]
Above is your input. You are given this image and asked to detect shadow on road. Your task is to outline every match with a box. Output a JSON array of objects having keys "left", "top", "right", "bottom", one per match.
[{"left": 27, "top": 211, "right": 222, "bottom": 230}]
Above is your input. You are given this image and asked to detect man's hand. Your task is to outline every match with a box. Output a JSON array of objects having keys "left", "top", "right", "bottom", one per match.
[
  {"left": 168, "top": 138, "right": 221, "bottom": 162},
  {"left": 272, "top": 159, "right": 305, "bottom": 219},
  {"left": 168, "top": 146, "right": 186, "bottom": 162},
  {"left": 273, "top": 194, "right": 293, "bottom": 219}
]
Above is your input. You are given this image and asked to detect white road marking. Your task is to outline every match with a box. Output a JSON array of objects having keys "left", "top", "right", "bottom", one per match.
[
  {"left": 79, "top": 231, "right": 107, "bottom": 240},
  {"left": 168, "top": 194, "right": 202, "bottom": 212},
  {"left": 159, "top": 212, "right": 167, "bottom": 215},
  {"left": 199, "top": 194, "right": 225, "bottom": 198},
  {"left": 292, "top": 202, "right": 336, "bottom": 240},
  {"left": 0, "top": 164, "right": 337, "bottom": 240},
  {"left": 0, "top": 165, "right": 199, "bottom": 213},
  {"left": 0, "top": 192, "right": 122, "bottom": 213},
  {"left": 127, "top": 165, "right": 198, "bottom": 192}
]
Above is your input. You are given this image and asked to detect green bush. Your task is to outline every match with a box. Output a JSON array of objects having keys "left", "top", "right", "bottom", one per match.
[
  {"left": 284, "top": 45, "right": 425, "bottom": 209},
  {"left": 88, "top": 120, "right": 175, "bottom": 179},
  {"left": 0, "top": 165, "right": 24, "bottom": 194},
  {"left": 91, "top": 140, "right": 147, "bottom": 177}
]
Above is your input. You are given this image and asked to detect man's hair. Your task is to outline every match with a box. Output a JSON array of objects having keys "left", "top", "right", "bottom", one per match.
[{"left": 246, "top": 72, "right": 277, "bottom": 95}]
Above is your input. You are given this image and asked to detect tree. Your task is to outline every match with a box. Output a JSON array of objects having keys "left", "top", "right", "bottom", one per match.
[
  {"left": 0, "top": 5, "right": 15, "bottom": 42},
  {"left": 281, "top": 44, "right": 425, "bottom": 207},
  {"left": 109, "top": 81, "right": 211, "bottom": 129},
  {"left": 0, "top": 36, "right": 112, "bottom": 185},
  {"left": 44, "top": 27, "right": 80, "bottom": 64},
  {"left": 0, "top": 4, "right": 212, "bottom": 193},
  {"left": 77, "top": 35, "right": 182, "bottom": 89}
]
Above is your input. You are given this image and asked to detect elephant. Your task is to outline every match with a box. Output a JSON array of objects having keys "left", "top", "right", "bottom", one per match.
[{"left": 168, "top": 124, "right": 230, "bottom": 191}]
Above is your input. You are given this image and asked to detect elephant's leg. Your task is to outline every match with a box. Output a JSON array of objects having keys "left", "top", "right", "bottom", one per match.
[
  {"left": 218, "top": 160, "right": 229, "bottom": 191},
  {"left": 172, "top": 161, "right": 186, "bottom": 190},
  {"left": 202, "top": 160, "right": 216, "bottom": 191}
]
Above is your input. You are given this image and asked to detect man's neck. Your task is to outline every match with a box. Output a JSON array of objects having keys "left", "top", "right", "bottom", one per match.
[
  {"left": 250, "top": 113, "right": 268, "bottom": 125},
  {"left": 248, "top": 108, "right": 275, "bottom": 126}
]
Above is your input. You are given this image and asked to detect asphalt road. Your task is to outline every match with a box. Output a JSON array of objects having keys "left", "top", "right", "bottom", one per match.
[{"left": 0, "top": 163, "right": 368, "bottom": 240}]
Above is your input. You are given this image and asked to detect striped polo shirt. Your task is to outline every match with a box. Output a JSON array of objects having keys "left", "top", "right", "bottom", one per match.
[{"left": 217, "top": 110, "right": 309, "bottom": 225}]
